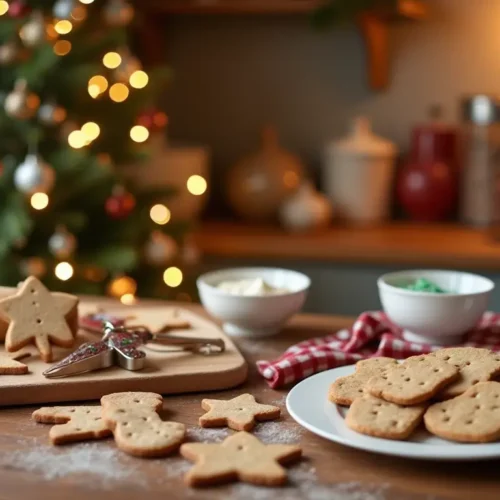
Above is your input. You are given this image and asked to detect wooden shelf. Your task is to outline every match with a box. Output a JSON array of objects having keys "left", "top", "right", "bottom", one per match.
[
  {"left": 137, "top": 0, "right": 428, "bottom": 91},
  {"left": 193, "top": 222, "right": 500, "bottom": 271}
]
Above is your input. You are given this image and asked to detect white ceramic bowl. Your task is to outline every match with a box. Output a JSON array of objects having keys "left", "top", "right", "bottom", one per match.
[
  {"left": 197, "top": 267, "right": 310, "bottom": 338},
  {"left": 378, "top": 270, "right": 495, "bottom": 345}
]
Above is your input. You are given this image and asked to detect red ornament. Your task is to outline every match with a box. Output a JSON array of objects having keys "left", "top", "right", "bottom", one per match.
[
  {"left": 105, "top": 186, "right": 136, "bottom": 219},
  {"left": 8, "top": 0, "right": 31, "bottom": 17},
  {"left": 137, "top": 107, "right": 168, "bottom": 133}
]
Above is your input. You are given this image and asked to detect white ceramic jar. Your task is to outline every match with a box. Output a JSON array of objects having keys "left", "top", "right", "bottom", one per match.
[{"left": 323, "top": 117, "right": 397, "bottom": 224}]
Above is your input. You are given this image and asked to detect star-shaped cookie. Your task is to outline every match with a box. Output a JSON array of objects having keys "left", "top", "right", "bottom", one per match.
[
  {"left": 0, "top": 276, "right": 76, "bottom": 362},
  {"left": 180, "top": 431, "right": 302, "bottom": 487},
  {"left": 199, "top": 393, "right": 281, "bottom": 431}
]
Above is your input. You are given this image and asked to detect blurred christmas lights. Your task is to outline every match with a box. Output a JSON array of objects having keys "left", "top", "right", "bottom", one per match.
[
  {"left": 55, "top": 261, "right": 74, "bottom": 281},
  {"left": 54, "top": 20, "right": 73, "bottom": 35},
  {"left": 0, "top": 1, "right": 7, "bottom": 16},
  {"left": 163, "top": 266, "right": 183, "bottom": 287},
  {"left": 109, "top": 83, "right": 129, "bottom": 102},
  {"left": 150, "top": 204, "right": 171, "bottom": 225},
  {"left": 129, "top": 70, "right": 148, "bottom": 89},
  {"left": 187, "top": 175, "right": 207, "bottom": 195},
  {"left": 120, "top": 293, "right": 136, "bottom": 305},
  {"left": 68, "top": 130, "right": 86, "bottom": 149},
  {"left": 88, "top": 75, "right": 108, "bottom": 98},
  {"left": 30, "top": 192, "right": 49, "bottom": 210},
  {"left": 130, "top": 125, "right": 149, "bottom": 143},
  {"left": 102, "top": 51, "right": 121, "bottom": 69},
  {"left": 53, "top": 40, "right": 71, "bottom": 56},
  {"left": 108, "top": 275, "right": 137, "bottom": 298},
  {"left": 81, "top": 122, "right": 100, "bottom": 141}
]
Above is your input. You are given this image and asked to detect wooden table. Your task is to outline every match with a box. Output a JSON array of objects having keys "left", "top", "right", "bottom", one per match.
[{"left": 0, "top": 304, "right": 498, "bottom": 500}]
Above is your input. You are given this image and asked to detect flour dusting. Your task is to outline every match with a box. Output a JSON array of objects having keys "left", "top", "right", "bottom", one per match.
[
  {"left": 1, "top": 442, "right": 141, "bottom": 485},
  {"left": 187, "top": 426, "right": 230, "bottom": 442},
  {"left": 254, "top": 421, "right": 303, "bottom": 443}
]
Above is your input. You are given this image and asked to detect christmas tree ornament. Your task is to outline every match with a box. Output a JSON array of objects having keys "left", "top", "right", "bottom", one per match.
[
  {"left": 144, "top": 231, "right": 178, "bottom": 266},
  {"left": 14, "top": 153, "right": 55, "bottom": 194},
  {"left": 48, "top": 225, "right": 77, "bottom": 259},
  {"left": 38, "top": 101, "right": 67, "bottom": 125},
  {"left": 8, "top": 0, "right": 31, "bottom": 18},
  {"left": 19, "top": 11, "right": 46, "bottom": 48},
  {"left": 107, "top": 275, "right": 137, "bottom": 298},
  {"left": 104, "top": 0, "right": 134, "bottom": 26},
  {"left": 137, "top": 107, "right": 168, "bottom": 134},
  {"left": 53, "top": 0, "right": 76, "bottom": 19},
  {"left": 105, "top": 185, "right": 135, "bottom": 219},
  {"left": 0, "top": 42, "right": 19, "bottom": 65},
  {"left": 113, "top": 49, "right": 141, "bottom": 82},
  {"left": 5, "top": 79, "right": 39, "bottom": 119},
  {"left": 20, "top": 257, "right": 46, "bottom": 278}
]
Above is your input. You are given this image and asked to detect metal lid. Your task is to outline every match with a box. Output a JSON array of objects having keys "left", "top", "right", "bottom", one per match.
[{"left": 462, "top": 95, "right": 500, "bottom": 124}]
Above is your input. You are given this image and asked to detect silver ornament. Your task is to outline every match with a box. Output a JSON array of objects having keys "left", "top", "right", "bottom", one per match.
[
  {"left": 53, "top": 0, "right": 75, "bottom": 19},
  {"left": 19, "top": 11, "right": 46, "bottom": 48},
  {"left": 144, "top": 231, "right": 178, "bottom": 266},
  {"left": 5, "top": 79, "right": 39, "bottom": 119},
  {"left": 38, "top": 101, "right": 67, "bottom": 125},
  {"left": 48, "top": 226, "right": 77, "bottom": 258},
  {"left": 104, "top": 0, "right": 134, "bottom": 26},
  {"left": 0, "top": 42, "right": 18, "bottom": 64},
  {"left": 14, "top": 154, "right": 55, "bottom": 194}
]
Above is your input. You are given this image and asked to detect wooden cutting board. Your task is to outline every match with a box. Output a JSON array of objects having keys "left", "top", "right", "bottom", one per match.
[{"left": 0, "top": 299, "right": 248, "bottom": 406}]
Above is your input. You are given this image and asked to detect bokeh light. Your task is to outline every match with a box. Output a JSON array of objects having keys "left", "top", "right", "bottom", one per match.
[
  {"left": 150, "top": 204, "right": 171, "bottom": 225},
  {"left": 81, "top": 122, "right": 100, "bottom": 141},
  {"left": 88, "top": 75, "right": 108, "bottom": 98},
  {"left": 30, "top": 193, "right": 49, "bottom": 210},
  {"left": 71, "top": 5, "right": 87, "bottom": 21},
  {"left": 129, "top": 70, "right": 148, "bottom": 89},
  {"left": 130, "top": 125, "right": 149, "bottom": 143},
  {"left": 68, "top": 130, "right": 86, "bottom": 149},
  {"left": 79, "top": 0, "right": 94, "bottom": 3},
  {"left": 53, "top": 40, "right": 71, "bottom": 56},
  {"left": 120, "top": 293, "right": 136, "bottom": 305},
  {"left": 163, "top": 267, "right": 183, "bottom": 288},
  {"left": 187, "top": 175, "right": 207, "bottom": 196},
  {"left": 109, "top": 83, "right": 129, "bottom": 102},
  {"left": 0, "top": 1, "right": 8, "bottom": 15},
  {"left": 55, "top": 262, "right": 74, "bottom": 281},
  {"left": 102, "top": 51, "right": 121, "bottom": 69},
  {"left": 54, "top": 20, "right": 73, "bottom": 35},
  {"left": 108, "top": 275, "right": 137, "bottom": 298}
]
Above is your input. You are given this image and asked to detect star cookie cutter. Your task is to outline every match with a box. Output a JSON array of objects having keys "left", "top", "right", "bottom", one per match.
[{"left": 43, "top": 321, "right": 225, "bottom": 378}]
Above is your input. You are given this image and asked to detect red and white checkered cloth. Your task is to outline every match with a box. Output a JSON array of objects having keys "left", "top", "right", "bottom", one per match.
[{"left": 256, "top": 311, "right": 500, "bottom": 389}]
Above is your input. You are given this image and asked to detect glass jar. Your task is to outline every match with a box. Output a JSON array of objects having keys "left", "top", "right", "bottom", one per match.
[{"left": 461, "top": 95, "right": 500, "bottom": 228}]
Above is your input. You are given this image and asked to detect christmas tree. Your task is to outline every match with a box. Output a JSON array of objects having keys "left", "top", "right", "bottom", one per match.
[{"left": 0, "top": 0, "right": 198, "bottom": 303}]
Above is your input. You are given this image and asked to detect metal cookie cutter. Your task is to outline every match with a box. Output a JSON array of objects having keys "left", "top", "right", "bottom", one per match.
[{"left": 43, "top": 322, "right": 225, "bottom": 379}]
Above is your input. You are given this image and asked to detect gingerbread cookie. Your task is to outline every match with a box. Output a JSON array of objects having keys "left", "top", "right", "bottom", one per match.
[
  {"left": 366, "top": 354, "right": 459, "bottom": 405},
  {"left": 431, "top": 347, "right": 500, "bottom": 399},
  {"left": 32, "top": 406, "right": 111, "bottom": 445},
  {"left": 328, "top": 357, "right": 398, "bottom": 406},
  {"left": 199, "top": 394, "right": 280, "bottom": 431},
  {"left": 0, "top": 277, "right": 76, "bottom": 362},
  {"left": 180, "top": 431, "right": 302, "bottom": 487},
  {"left": 345, "top": 395, "right": 426, "bottom": 440},
  {"left": 101, "top": 391, "right": 185, "bottom": 457},
  {"left": 424, "top": 381, "right": 500, "bottom": 443},
  {"left": 0, "top": 354, "right": 28, "bottom": 374},
  {"left": 0, "top": 292, "right": 78, "bottom": 342}
]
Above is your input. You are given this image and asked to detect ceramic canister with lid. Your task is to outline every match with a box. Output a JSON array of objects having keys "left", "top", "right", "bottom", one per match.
[{"left": 323, "top": 117, "right": 397, "bottom": 223}]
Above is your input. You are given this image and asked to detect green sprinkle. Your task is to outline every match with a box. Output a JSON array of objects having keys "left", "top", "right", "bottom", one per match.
[{"left": 402, "top": 278, "right": 449, "bottom": 294}]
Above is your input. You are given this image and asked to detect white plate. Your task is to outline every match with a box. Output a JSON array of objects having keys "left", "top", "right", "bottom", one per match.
[{"left": 286, "top": 365, "right": 500, "bottom": 461}]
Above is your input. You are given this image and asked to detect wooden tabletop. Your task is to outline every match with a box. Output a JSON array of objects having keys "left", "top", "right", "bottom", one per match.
[
  {"left": 0, "top": 303, "right": 498, "bottom": 500},
  {"left": 194, "top": 221, "right": 500, "bottom": 271}
]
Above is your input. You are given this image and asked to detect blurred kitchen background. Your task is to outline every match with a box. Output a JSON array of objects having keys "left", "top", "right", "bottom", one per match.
[{"left": 3, "top": 0, "right": 500, "bottom": 316}]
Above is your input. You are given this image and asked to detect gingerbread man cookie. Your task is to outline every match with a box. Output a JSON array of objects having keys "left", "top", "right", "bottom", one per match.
[
  {"left": 101, "top": 391, "right": 186, "bottom": 457},
  {"left": 199, "top": 393, "right": 280, "bottom": 431},
  {"left": 0, "top": 276, "right": 76, "bottom": 362},
  {"left": 32, "top": 406, "right": 111, "bottom": 444},
  {"left": 180, "top": 431, "right": 302, "bottom": 487}
]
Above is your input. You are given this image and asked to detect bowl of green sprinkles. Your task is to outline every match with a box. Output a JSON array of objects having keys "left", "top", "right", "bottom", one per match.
[{"left": 377, "top": 270, "right": 494, "bottom": 346}]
